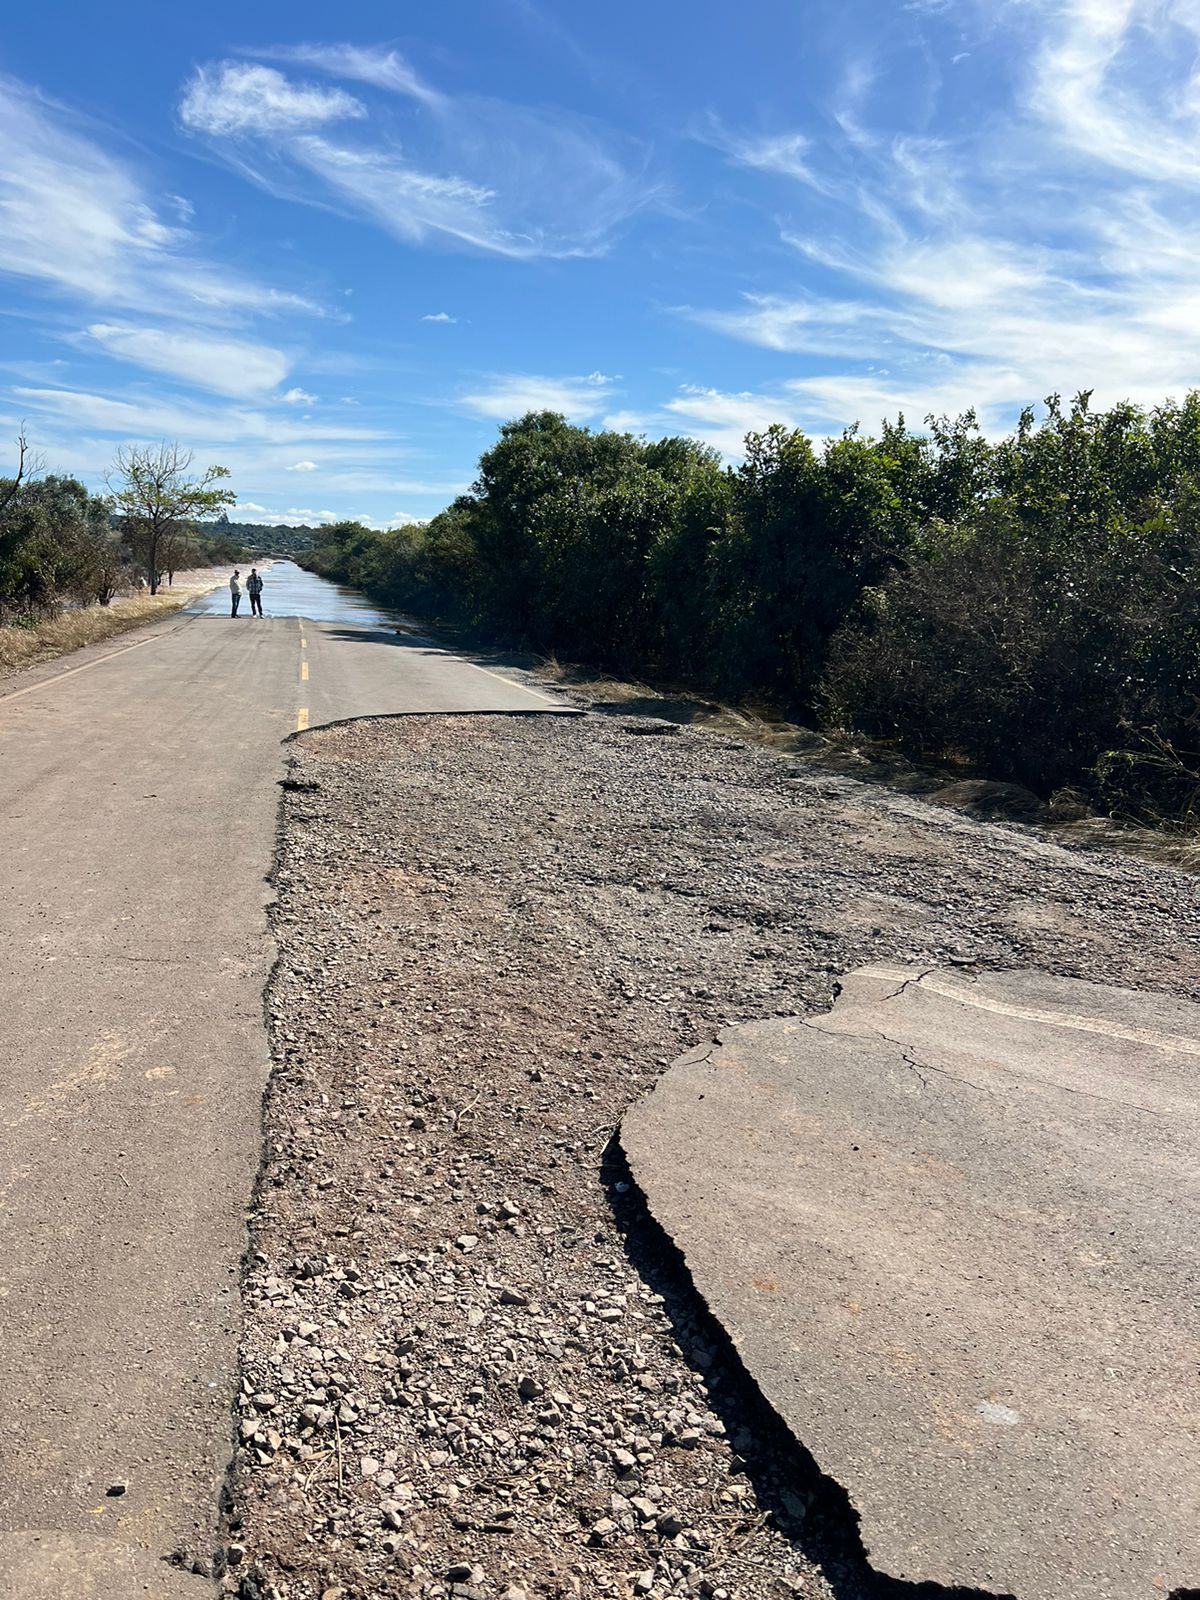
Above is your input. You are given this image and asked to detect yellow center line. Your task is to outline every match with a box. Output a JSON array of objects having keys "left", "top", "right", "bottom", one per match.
[
  {"left": 301, "top": 660, "right": 309, "bottom": 681},
  {"left": 296, "top": 707, "right": 309, "bottom": 732}
]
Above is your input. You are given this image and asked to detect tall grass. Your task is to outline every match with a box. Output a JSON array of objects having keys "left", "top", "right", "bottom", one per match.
[{"left": 0, "top": 591, "right": 193, "bottom": 674}]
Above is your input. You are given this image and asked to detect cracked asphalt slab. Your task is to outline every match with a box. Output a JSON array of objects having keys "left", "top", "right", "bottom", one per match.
[
  {"left": 622, "top": 965, "right": 1200, "bottom": 1600},
  {"left": 227, "top": 708, "right": 1199, "bottom": 1600}
]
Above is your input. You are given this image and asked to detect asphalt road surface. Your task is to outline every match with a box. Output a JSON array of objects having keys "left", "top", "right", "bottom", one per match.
[
  {"left": 624, "top": 966, "right": 1200, "bottom": 1600},
  {"left": 0, "top": 573, "right": 565, "bottom": 1597}
]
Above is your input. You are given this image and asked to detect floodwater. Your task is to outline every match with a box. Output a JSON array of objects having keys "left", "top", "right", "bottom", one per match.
[{"left": 190, "top": 560, "right": 404, "bottom": 628}]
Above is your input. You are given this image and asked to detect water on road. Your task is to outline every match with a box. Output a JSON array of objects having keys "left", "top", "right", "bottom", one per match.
[{"left": 191, "top": 559, "right": 406, "bottom": 628}]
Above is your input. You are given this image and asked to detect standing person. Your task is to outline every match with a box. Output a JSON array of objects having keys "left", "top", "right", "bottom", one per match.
[
  {"left": 229, "top": 568, "right": 242, "bottom": 617},
  {"left": 246, "top": 566, "right": 264, "bottom": 617}
]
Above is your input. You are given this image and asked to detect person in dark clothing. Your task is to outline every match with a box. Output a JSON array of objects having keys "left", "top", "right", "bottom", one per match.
[{"left": 247, "top": 567, "right": 264, "bottom": 616}]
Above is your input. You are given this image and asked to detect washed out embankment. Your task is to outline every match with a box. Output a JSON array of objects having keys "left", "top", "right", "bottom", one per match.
[{"left": 224, "top": 707, "right": 1198, "bottom": 1600}]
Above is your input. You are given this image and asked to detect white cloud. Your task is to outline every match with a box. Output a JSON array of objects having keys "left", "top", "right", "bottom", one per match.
[
  {"left": 179, "top": 62, "right": 365, "bottom": 137},
  {"left": 421, "top": 311, "right": 456, "bottom": 323},
  {"left": 605, "top": 386, "right": 813, "bottom": 461},
  {"left": 600, "top": 409, "right": 649, "bottom": 434},
  {"left": 178, "top": 51, "right": 660, "bottom": 260},
  {"left": 231, "top": 502, "right": 426, "bottom": 530},
  {"left": 291, "top": 137, "right": 507, "bottom": 253},
  {"left": 261, "top": 44, "right": 445, "bottom": 110},
  {"left": 685, "top": 3, "right": 1200, "bottom": 438},
  {"left": 283, "top": 506, "right": 339, "bottom": 523},
  {"left": 85, "top": 322, "right": 290, "bottom": 397},
  {"left": 1028, "top": 0, "right": 1200, "bottom": 186},
  {"left": 460, "top": 373, "right": 618, "bottom": 422},
  {"left": 0, "top": 75, "right": 327, "bottom": 323},
  {"left": 279, "top": 386, "right": 318, "bottom": 404},
  {"left": 715, "top": 126, "right": 829, "bottom": 192},
  {"left": 316, "top": 471, "right": 470, "bottom": 494},
  {"left": 13, "top": 384, "right": 388, "bottom": 448},
  {"left": 287, "top": 459, "right": 317, "bottom": 471}
]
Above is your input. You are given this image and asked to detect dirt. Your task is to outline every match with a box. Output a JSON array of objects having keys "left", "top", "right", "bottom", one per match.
[{"left": 222, "top": 706, "right": 1200, "bottom": 1600}]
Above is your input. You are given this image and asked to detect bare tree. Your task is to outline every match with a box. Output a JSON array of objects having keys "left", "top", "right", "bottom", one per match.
[
  {"left": 106, "top": 442, "right": 235, "bottom": 595},
  {"left": 0, "top": 426, "right": 45, "bottom": 520}
]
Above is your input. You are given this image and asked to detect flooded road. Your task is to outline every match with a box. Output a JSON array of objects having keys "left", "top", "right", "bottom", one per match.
[{"left": 191, "top": 559, "right": 406, "bottom": 628}]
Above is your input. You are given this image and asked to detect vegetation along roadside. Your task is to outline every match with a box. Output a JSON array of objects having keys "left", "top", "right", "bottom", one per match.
[
  {"left": 304, "top": 392, "right": 1200, "bottom": 833},
  {"left": 0, "top": 434, "right": 247, "bottom": 676}
]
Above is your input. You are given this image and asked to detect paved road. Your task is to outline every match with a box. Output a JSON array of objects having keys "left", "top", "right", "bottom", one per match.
[{"left": 0, "top": 601, "right": 564, "bottom": 1597}]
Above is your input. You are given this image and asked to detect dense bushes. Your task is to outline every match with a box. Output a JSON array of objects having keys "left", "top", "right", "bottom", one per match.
[
  {"left": 823, "top": 397, "right": 1200, "bottom": 822},
  {"left": 0, "top": 473, "right": 122, "bottom": 620},
  {"left": 305, "top": 393, "right": 1200, "bottom": 824}
]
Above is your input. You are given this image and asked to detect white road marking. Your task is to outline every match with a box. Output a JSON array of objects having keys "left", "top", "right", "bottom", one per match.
[
  {"left": 455, "top": 657, "right": 565, "bottom": 707},
  {"left": 0, "top": 621, "right": 190, "bottom": 710}
]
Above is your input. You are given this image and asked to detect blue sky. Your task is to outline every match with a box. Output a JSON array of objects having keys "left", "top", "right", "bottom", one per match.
[{"left": 2, "top": 0, "right": 1199, "bottom": 527}]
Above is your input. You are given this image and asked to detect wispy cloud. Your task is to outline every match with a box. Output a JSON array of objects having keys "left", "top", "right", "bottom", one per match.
[
  {"left": 83, "top": 322, "right": 291, "bottom": 397},
  {"left": 10, "top": 379, "right": 411, "bottom": 518},
  {"left": 13, "top": 383, "right": 387, "bottom": 449},
  {"left": 260, "top": 44, "right": 445, "bottom": 110},
  {"left": 1029, "top": 0, "right": 1200, "bottom": 186},
  {"left": 460, "top": 372, "right": 617, "bottom": 422},
  {"left": 0, "top": 74, "right": 326, "bottom": 327},
  {"left": 0, "top": 70, "right": 357, "bottom": 510},
  {"left": 179, "top": 46, "right": 660, "bottom": 259},
  {"left": 684, "top": 1, "right": 1200, "bottom": 436},
  {"left": 605, "top": 386, "right": 813, "bottom": 459},
  {"left": 290, "top": 137, "right": 506, "bottom": 254},
  {"left": 706, "top": 122, "right": 829, "bottom": 192},
  {"left": 421, "top": 311, "right": 456, "bottom": 324}
]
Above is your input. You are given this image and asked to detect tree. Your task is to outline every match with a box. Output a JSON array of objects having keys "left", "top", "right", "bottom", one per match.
[
  {"left": 106, "top": 443, "right": 235, "bottom": 594},
  {"left": 0, "top": 426, "right": 44, "bottom": 522},
  {"left": 0, "top": 454, "right": 119, "bottom": 618}
]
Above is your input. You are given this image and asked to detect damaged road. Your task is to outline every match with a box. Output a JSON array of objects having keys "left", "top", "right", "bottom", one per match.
[
  {"left": 622, "top": 965, "right": 1200, "bottom": 1599},
  {"left": 227, "top": 708, "right": 1199, "bottom": 1600}
]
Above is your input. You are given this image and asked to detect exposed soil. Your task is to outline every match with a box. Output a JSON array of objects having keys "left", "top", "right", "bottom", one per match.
[{"left": 223, "top": 707, "right": 1199, "bottom": 1600}]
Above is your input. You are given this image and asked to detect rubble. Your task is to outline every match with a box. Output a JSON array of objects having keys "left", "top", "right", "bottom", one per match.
[{"left": 225, "top": 710, "right": 1199, "bottom": 1599}]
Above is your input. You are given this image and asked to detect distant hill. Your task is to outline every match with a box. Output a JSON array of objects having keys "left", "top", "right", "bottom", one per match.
[{"left": 212, "top": 516, "right": 321, "bottom": 558}]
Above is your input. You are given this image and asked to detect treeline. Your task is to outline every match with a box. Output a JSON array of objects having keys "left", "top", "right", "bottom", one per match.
[
  {"left": 0, "top": 441, "right": 245, "bottom": 621},
  {"left": 210, "top": 513, "right": 316, "bottom": 558},
  {"left": 305, "top": 394, "right": 1200, "bottom": 824}
]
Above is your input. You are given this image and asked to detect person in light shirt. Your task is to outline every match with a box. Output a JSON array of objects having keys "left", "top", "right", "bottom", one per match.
[{"left": 229, "top": 568, "right": 242, "bottom": 617}]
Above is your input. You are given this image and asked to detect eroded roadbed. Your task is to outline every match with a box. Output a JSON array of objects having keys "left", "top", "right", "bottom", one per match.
[{"left": 226, "top": 711, "right": 1199, "bottom": 1600}]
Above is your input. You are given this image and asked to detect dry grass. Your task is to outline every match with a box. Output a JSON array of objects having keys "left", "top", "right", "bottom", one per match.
[{"left": 0, "top": 590, "right": 195, "bottom": 676}]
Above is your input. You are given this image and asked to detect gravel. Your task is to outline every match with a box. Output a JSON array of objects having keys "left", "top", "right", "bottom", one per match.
[{"left": 221, "top": 707, "right": 1199, "bottom": 1600}]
